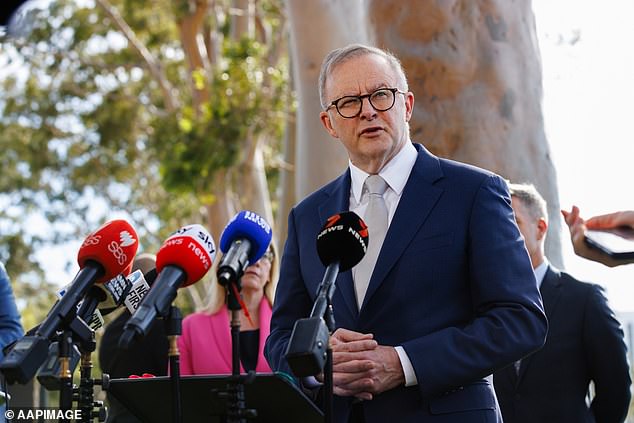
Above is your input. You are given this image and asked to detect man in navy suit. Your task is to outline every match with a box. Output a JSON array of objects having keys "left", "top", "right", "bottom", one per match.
[
  {"left": 493, "top": 183, "right": 631, "bottom": 423},
  {"left": 265, "top": 44, "right": 547, "bottom": 423}
]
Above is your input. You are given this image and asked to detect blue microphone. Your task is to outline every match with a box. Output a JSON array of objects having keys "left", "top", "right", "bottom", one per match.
[{"left": 217, "top": 210, "right": 272, "bottom": 286}]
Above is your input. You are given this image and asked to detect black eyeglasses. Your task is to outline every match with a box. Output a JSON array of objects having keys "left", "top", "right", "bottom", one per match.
[{"left": 325, "top": 87, "right": 407, "bottom": 119}]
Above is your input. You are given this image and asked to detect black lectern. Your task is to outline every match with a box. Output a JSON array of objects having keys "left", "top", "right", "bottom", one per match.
[{"left": 107, "top": 373, "right": 323, "bottom": 422}]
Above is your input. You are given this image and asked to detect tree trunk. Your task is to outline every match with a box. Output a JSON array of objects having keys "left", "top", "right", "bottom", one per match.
[
  {"left": 285, "top": 0, "right": 370, "bottom": 200},
  {"left": 238, "top": 134, "right": 274, "bottom": 226},
  {"left": 275, "top": 107, "right": 297, "bottom": 248},
  {"left": 369, "top": 0, "right": 561, "bottom": 266},
  {"left": 232, "top": 0, "right": 255, "bottom": 39},
  {"left": 205, "top": 169, "right": 236, "bottom": 242}
]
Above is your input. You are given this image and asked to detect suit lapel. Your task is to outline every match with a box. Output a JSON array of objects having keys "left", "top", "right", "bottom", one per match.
[
  {"left": 317, "top": 170, "right": 359, "bottom": 319},
  {"left": 516, "top": 265, "right": 562, "bottom": 384},
  {"left": 360, "top": 145, "right": 444, "bottom": 311}
]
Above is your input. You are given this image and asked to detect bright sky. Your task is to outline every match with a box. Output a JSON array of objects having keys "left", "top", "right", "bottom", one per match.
[{"left": 533, "top": 0, "right": 634, "bottom": 312}]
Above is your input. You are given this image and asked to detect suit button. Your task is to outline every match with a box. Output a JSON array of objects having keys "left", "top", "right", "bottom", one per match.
[{"left": 514, "top": 394, "right": 521, "bottom": 400}]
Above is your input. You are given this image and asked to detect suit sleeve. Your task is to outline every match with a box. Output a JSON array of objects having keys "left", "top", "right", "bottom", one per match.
[
  {"left": 402, "top": 174, "right": 548, "bottom": 396},
  {"left": 0, "top": 263, "right": 24, "bottom": 360},
  {"left": 585, "top": 285, "right": 631, "bottom": 423}
]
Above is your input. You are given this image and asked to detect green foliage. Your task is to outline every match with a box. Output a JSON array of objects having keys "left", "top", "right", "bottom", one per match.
[
  {"left": 0, "top": 0, "right": 289, "bottom": 321},
  {"left": 155, "top": 37, "right": 287, "bottom": 195}
]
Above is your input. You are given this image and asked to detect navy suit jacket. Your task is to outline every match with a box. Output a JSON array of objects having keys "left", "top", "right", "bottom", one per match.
[
  {"left": 265, "top": 144, "right": 547, "bottom": 422},
  {"left": 0, "top": 262, "right": 23, "bottom": 361},
  {"left": 493, "top": 266, "right": 631, "bottom": 423}
]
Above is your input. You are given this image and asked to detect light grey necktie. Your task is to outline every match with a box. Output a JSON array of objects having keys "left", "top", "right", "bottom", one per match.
[{"left": 354, "top": 175, "right": 389, "bottom": 308}]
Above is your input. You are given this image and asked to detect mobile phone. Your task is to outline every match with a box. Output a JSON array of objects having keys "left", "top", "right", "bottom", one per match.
[{"left": 584, "top": 228, "right": 634, "bottom": 260}]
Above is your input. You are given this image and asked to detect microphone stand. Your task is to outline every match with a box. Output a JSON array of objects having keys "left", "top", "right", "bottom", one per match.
[
  {"left": 165, "top": 306, "right": 183, "bottom": 423},
  {"left": 59, "top": 316, "right": 93, "bottom": 423},
  {"left": 77, "top": 342, "right": 107, "bottom": 422},
  {"left": 58, "top": 330, "right": 74, "bottom": 423},
  {"left": 284, "top": 261, "right": 340, "bottom": 423},
  {"left": 309, "top": 262, "right": 339, "bottom": 423},
  {"left": 221, "top": 282, "right": 257, "bottom": 423}
]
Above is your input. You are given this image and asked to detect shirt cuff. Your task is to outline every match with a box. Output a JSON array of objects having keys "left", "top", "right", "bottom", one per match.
[{"left": 395, "top": 346, "right": 418, "bottom": 387}]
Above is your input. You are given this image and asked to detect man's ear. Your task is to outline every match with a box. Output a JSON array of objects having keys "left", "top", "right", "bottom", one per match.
[
  {"left": 320, "top": 111, "right": 339, "bottom": 138},
  {"left": 537, "top": 217, "right": 549, "bottom": 240},
  {"left": 404, "top": 92, "right": 415, "bottom": 122}
]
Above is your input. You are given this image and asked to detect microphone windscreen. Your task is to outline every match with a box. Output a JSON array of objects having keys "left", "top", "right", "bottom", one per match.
[
  {"left": 155, "top": 224, "right": 217, "bottom": 287},
  {"left": 316, "top": 211, "right": 368, "bottom": 271},
  {"left": 77, "top": 219, "right": 139, "bottom": 283},
  {"left": 219, "top": 211, "right": 272, "bottom": 263}
]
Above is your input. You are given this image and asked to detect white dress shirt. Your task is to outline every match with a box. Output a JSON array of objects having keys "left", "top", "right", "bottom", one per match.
[{"left": 348, "top": 141, "right": 419, "bottom": 386}]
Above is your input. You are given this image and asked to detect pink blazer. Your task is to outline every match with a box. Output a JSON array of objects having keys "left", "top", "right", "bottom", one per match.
[{"left": 178, "top": 299, "right": 273, "bottom": 375}]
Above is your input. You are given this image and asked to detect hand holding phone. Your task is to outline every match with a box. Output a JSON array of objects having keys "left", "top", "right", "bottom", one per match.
[{"left": 584, "top": 227, "right": 634, "bottom": 260}]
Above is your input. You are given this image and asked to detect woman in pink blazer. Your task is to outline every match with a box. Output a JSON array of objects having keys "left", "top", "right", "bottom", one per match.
[{"left": 178, "top": 243, "right": 278, "bottom": 374}]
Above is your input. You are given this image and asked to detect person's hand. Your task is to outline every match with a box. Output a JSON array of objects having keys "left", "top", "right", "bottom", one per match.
[
  {"left": 585, "top": 210, "right": 634, "bottom": 232},
  {"left": 329, "top": 328, "right": 404, "bottom": 400},
  {"left": 562, "top": 206, "right": 631, "bottom": 267}
]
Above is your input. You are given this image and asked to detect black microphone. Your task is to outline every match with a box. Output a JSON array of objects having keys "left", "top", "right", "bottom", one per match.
[
  {"left": 285, "top": 211, "right": 368, "bottom": 377},
  {"left": 76, "top": 273, "right": 133, "bottom": 328}
]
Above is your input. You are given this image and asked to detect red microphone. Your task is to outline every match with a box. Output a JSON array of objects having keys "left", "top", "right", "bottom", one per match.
[
  {"left": 155, "top": 224, "right": 216, "bottom": 287},
  {"left": 37, "top": 219, "right": 138, "bottom": 340},
  {"left": 120, "top": 224, "right": 216, "bottom": 348}
]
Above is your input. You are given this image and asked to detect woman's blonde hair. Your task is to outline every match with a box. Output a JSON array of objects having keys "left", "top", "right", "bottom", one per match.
[{"left": 201, "top": 240, "right": 279, "bottom": 314}]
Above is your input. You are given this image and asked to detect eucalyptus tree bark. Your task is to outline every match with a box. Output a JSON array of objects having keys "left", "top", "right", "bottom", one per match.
[
  {"left": 286, "top": 0, "right": 562, "bottom": 266},
  {"left": 177, "top": 0, "right": 211, "bottom": 109},
  {"left": 275, "top": 108, "right": 296, "bottom": 247},
  {"left": 231, "top": 0, "right": 255, "bottom": 39},
  {"left": 368, "top": 0, "right": 562, "bottom": 265},
  {"left": 285, "top": 0, "right": 369, "bottom": 201},
  {"left": 238, "top": 134, "right": 274, "bottom": 228}
]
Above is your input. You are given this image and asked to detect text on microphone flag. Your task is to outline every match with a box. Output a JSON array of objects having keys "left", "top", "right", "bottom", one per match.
[
  {"left": 156, "top": 223, "right": 217, "bottom": 286},
  {"left": 242, "top": 210, "right": 272, "bottom": 233}
]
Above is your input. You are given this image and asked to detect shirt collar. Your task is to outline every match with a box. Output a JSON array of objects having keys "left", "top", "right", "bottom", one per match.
[
  {"left": 349, "top": 141, "right": 417, "bottom": 203},
  {"left": 534, "top": 258, "right": 549, "bottom": 289}
]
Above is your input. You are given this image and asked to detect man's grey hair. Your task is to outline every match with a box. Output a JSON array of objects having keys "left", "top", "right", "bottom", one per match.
[
  {"left": 318, "top": 44, "right": 409, "bottom": 109},
  {"left": 507, "top": 182, "right": 548, "bottom": 223}
]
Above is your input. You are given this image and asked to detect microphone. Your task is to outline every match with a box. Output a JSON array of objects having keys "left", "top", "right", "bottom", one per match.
[
  {"left": 315, "top": 211, "right": 369, "bottom": 272},
  {"left": 217, "top": 210, "right": 272, "bottom": 286},
  {"left": 119, "top": 224, "right": 216, "bottom": 349},
  {"left": 37, "top": 269, "right": 156, "bottom": 390},
  {"left": 0, "top": 219, "right": 138, "bottom": 384},
  {"left": 76, "top": 272, "right": 134, "bottom": 330},
  {"left": 38, "top": 219, "right": 138, "bottom": 340},
  {"left": 285, "top": 211, "right": 368, "bottom": 377},
  {"left": 123, "top": 268, "right": 157, "bottom": 313}
]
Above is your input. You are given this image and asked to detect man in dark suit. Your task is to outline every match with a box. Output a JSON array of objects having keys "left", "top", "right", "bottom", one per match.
[
  {"left": 493, "top": 183, "right": 631, "bottom": 423},
  {"left": 265, "top": 44, "right": 547, "bottom": 423}
]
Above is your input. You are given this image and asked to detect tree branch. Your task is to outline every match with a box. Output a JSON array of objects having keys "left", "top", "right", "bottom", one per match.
[{"left": 95, "top": 0, "right": 179, "bottom": 112}]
